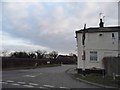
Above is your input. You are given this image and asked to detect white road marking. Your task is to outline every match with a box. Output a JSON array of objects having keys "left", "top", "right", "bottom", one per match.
[
  {"left": 17, "top": 82, "right": 26, "bottom": 84},
  {"left": 29, "top": 83, "right": 38, "bottom": 86},
  {"left": 11, "top": 83, "right": 20, "bottom": 86},
  {"left": 59, "top": 87, "right": 69, "bottom": 89},
  {"left": 23, "top": 85, "right": 34, "bottom": 88},
  {"left": 6, "top": 80, "right": 14, "bottom": 83},
  {"left": 24, "top": 75, "right": 36, "bottom": 77},
  {"left": 39, "top": 87, "right": 46, "bottom": 88},
  {"left": 43, "top": 84, "right": 55, "bottom": 88},
  {"left": 2, "top": 82, "right": 8, "bottom": 84},
  {"left": 23, "top": 73, "right": 42, "bottom": 78}
]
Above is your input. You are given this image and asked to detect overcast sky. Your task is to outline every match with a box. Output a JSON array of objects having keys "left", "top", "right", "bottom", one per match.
[{"left": 1, "top": 0, "right": 119, "bottom": 55}]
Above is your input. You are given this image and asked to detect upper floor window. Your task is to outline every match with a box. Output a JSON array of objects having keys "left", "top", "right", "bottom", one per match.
[
  {"left": 90, "top": 51, "right": 98, "bottom": 61},
  {"left": 112, "top": 33, "right": 115, "bottom": 38}
]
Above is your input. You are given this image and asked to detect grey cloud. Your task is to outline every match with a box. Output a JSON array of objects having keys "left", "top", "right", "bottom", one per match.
[{"left": 2, "top": 2, "right": 118, "bottom": 54}]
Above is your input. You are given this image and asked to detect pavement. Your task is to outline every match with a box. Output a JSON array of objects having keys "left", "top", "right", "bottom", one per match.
[{"left": 1, "top": 65, "right": 115, "bottom": 89}]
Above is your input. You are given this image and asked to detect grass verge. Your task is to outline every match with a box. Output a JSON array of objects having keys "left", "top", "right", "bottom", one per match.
[{"left": 74, "top": 73, "right": 120, "bottom": 88}]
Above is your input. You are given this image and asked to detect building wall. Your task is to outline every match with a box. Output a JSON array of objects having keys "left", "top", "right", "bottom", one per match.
[
  {"left": 76, "top": 31, "right": 119, "bottom": 69},
  {"left": 85, "top": 32, "right": 118, "bottom": 50},
  {"left": 76, "top": 33, "right": 83, "bottom": 69}
]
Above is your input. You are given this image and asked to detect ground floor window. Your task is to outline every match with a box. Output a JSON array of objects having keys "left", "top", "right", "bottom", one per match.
[{"left": 90, "top": 51, "right": 98, "bottom": 61}]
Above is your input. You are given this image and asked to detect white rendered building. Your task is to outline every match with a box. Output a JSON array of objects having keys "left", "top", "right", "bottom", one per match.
[{"left": 75, "top": 19, "right": 120, "bottom": 74}]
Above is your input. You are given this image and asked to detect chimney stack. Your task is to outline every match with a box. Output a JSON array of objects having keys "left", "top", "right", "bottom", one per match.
[{"left": 99, "top": 18, "right": 104, "bottom": 27}]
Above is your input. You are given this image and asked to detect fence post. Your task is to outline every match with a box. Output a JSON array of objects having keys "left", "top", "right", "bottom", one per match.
[{"left": 113, "top": 73, "right": 115, "bottom": 80}]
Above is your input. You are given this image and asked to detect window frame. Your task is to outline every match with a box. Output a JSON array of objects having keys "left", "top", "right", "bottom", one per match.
[{"left": 90, "top": 51, "right": 98, "bottom": 62}]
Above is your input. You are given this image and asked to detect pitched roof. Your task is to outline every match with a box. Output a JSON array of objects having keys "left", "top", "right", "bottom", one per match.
[{"left": 76, "top": 26, "right": 120, "bottom": 33}]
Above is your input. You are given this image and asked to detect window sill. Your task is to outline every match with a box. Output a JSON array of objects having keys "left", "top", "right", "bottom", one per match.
[{"left": 89, "top": 61, "right": 99, "bottom": 63}]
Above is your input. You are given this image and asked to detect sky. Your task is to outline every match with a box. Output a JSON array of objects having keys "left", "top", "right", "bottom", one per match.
[{"left": 0, "top": 0, "right": 119, "bottom": 55}]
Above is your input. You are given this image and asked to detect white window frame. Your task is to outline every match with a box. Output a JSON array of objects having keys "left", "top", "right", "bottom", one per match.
[{"left": 90, "top": 51, "right": 98, "bottom": 61}]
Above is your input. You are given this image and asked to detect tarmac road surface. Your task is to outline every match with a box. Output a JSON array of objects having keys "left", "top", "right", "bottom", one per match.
[{"left": 2, "top": 65, "right": 109, "bottom": 89}]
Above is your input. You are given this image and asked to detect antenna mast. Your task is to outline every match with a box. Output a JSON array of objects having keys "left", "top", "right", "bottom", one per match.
[
  {"left": 103, "top": 16, "right": 105, "bottom": 23},
  {"left": 99, "top": 12, "right": 103, "bottom": 19}
]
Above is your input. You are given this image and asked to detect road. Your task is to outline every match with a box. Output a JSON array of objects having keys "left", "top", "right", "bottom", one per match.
[{"left": 2, "top": 65, "right": 105, "bottom": 89}]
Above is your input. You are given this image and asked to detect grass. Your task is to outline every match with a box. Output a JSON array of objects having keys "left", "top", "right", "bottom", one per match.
[
  {"left": 2, "top": 64, "right": 61, "bottom": 71},
  {"left": 74, "top": 73, "right": 120, "bottom": 88}
]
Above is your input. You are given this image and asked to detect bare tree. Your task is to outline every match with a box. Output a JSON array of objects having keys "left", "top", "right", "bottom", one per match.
[
  {"left": 10, "top": 51, "right": 29, "bottom": 58},
  {"left": 49, "top": 51, "right": 58, "bottom": 59},
  {"left": 2, "top": 50, "right": 8, "bottom": 57},
  {"left": 35, "top": 50, "right": 47, "bottom": 59},
  {"left": 28, "top": 52, "right": 36, "bottom": 58}
]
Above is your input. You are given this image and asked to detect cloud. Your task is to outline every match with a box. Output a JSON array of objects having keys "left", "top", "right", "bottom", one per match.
[
  {"left": 1, "top": 31, "right": 73, "bottom": 54},
  {"left": 1, "top": 31, "right": 51, "bottom": 51},
  {"left": 1, "top": 0, "right": 119, "bottom": 2},
  {"left": 1, "top": 2, "right": 118, "bottom": 54}
]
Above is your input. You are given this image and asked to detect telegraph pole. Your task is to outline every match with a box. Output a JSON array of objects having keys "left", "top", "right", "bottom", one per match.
[{"left": 82, "top": 24, "right": 86, "bottom": 76}]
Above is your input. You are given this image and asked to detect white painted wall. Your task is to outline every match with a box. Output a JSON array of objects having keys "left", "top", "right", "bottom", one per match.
[
  {"left": 76, "top": 31, "right": 119, "bottom": 69},
  {"left": 85, "top": 32, "right": 118, "bottom": 50},
  {"left": 76, "top": 33, "right": 83, "bottom": 68}
]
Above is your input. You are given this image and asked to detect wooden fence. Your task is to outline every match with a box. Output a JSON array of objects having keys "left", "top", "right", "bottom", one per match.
[{"left": 103, "top": 57, "right": 120, "bottom": 76}]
